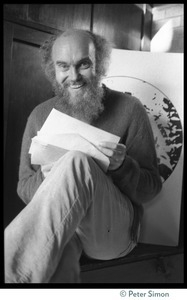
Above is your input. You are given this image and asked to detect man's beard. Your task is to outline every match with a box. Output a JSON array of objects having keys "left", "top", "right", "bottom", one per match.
[{"left": 53, "top": 76, "right": 104, "bottom": 124}]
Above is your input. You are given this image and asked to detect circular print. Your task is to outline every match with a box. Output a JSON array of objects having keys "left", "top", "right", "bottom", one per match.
[{"left": 103, "top": 76, "right": 183, "bottom": 183}]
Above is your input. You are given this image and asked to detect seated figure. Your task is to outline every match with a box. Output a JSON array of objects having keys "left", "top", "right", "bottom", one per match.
[{"left": 4, "top": 29, "right": 162, "bottom": 283}]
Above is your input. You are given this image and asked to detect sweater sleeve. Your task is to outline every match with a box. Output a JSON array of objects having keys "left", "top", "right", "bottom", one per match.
[
  {"left": 17, "top": 110, "right": 44, "bottom": 205},
  {"left": 108, "top": 97, "right": 162, "bottom": 205}
]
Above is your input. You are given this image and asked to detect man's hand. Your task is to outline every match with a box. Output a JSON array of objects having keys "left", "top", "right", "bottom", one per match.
[
  {"left": 41, "top": 162, "right": 54, "bottom": 178},
  {"left": 98, "top": 141, "right": 126, "bottom": 171}
]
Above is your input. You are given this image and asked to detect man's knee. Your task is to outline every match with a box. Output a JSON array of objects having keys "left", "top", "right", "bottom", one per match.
[
  {"left": 57, "top": 150, "right": 97, "bottom": 174},
  {"left": 41, "top": 150, "right": 103, "bottom": 208},
  {"left": 64, "top": 150, "right": 92, "bottom": 163}
]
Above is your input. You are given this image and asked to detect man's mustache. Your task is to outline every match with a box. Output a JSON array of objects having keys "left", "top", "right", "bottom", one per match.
[
  {"left": 53, "top": 75, "right": 99, "bottom": 97},
  {"left": 64, "top": 78, "right": 89, "bottom": 88}
]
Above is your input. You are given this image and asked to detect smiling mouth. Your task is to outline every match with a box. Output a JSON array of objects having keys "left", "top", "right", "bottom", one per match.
[{"left": 70, "top": 83, "right": 85, "bottom": 89}]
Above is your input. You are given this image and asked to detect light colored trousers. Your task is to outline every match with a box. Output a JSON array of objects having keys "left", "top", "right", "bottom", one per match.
[{"left": 5, "top": 151, "right": 136, "bottom": 283}]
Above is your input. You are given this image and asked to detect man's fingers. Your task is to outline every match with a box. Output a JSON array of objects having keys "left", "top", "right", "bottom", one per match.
[
  {"left": 98, "top": 146, "right": 114, "bottom": 157},
  {"left": 98, "top": 142, "right": 126, "bottom": 157},
  {"left": 97, "top": 142, "right": 127, "bottom": 171},
  {"left": 98, "top": 141, "right": 118, "bottom": 150}
]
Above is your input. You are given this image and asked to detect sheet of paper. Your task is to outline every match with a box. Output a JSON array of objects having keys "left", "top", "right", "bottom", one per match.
[
  {"left": 38, "top": 108, "right": 120, "bottom": 146},
  {"left": 29, "top": 133, "right": 110, "bottom": 172},
  {"left": 29, "top": 109, "right": 120, "bottom": 172},
  {"left": 29, "top": 137, "right": 68, "bottom": 165}
]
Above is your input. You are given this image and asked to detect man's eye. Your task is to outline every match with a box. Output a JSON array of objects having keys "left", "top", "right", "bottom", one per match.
[
  {"left": 79, "top": 61, "right": 91, "bottom": 69},
  {"left": 58, "top": 64, "right": 69, "bottom": 71}
]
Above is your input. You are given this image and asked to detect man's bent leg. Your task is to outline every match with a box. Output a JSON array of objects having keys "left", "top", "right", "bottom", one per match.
[
  {"left": 76, "top": 170, "right": 135, "bottom": 261},
  {"left": 5, "top": 151, "right": 135, "bottom": 283},
  {"left": 5, "top": 151, "right": 99, "bottom": 283}
]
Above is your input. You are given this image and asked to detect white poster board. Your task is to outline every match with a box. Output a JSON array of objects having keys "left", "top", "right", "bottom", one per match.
[{"left": 102, "top": 49, "right": 183, "bottom": 246}]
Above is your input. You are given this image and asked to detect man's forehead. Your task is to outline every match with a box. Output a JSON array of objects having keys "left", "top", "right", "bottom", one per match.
[{"left": 52, "top": 31, "right": 95, "bottom": 61}]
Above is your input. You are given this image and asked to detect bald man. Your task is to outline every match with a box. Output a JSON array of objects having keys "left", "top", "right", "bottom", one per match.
[{"left": 4, "top": 29, "right": 162, "bottom": 283}]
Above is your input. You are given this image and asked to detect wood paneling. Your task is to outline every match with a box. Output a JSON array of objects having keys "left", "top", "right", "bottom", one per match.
[
  {"left": 4, "top": 4, "right": 147, "bottom": 51},
  {"left": 4, "top": 4, "right": 28, "bottom": 20},
  {"left": 28, "top": 4, "right": 92, "bottom": 31},
  {"left": 92, "top": 4, "right": 143, "bottom": 50},
  {"left": 14, "top": 23, "right": 53, "bottom": 46},
  {"left": 4, "top": 4, "right": 92, "bottom": 36}
]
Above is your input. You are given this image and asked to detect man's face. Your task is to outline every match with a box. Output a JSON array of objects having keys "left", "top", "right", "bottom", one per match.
[
  {"left": 51, "top": 31, "right": 104, "bottom": 124},
  {"left": 52, "top": 32, "right": 96, "bottom": 103}
]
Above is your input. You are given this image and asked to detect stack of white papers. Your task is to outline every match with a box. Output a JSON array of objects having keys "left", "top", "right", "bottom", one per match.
[{"left": 29, "top": 109, "right": 120, "bottom": 172}]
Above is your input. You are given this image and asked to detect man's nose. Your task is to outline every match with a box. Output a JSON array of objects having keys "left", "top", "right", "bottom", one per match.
[{"left": 69, "top": 66, "right": 80, "bottom": 82}]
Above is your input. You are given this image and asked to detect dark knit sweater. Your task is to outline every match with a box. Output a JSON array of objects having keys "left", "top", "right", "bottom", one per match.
[{"left": 17, "top": 86, "right": 162, "bottom": 240}]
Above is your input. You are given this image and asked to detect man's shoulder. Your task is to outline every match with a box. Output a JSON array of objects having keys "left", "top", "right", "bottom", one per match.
[
  {"left": 29, "top": 96, "right": 57, "bottom": 119},
  {"left": 106, "top": 86, "right": 143, "bottom": 109},
  {"left": 27, "top": 96, "right": 57, "bottom": 128},
  {"left": 32, "top": 96, "right": 57, "bottom": 114}
]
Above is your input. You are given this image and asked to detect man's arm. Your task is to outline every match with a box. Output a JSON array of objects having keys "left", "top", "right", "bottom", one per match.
[
  {"left": 100, "top": 98, "right": 162, "bottom": 205},
  {"left": 17, "top": 111, "right": 44, "bottom": 205}
]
